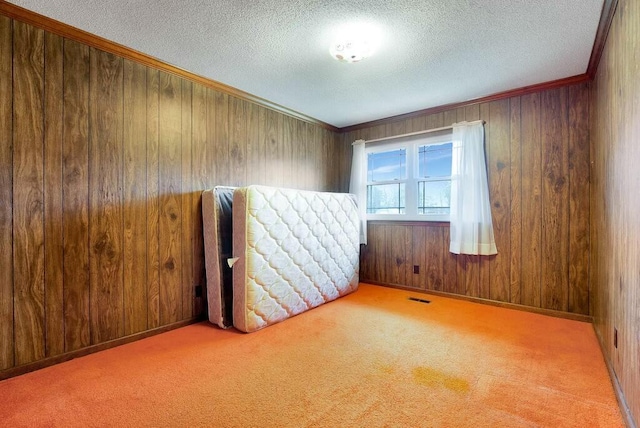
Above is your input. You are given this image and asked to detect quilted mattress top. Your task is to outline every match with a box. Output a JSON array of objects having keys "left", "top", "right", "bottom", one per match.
[{"left": 233, "top": 185, "right": 360, "bottom": 332}]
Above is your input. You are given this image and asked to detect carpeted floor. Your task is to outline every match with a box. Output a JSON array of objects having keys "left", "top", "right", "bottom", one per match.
[{"left": 0, "top": 284, "right": 624, "bottom": 427}]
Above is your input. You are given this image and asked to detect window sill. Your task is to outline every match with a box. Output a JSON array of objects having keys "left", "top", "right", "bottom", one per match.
[{"left": 367, "top": 219, "right": 450, "bottom": 227}]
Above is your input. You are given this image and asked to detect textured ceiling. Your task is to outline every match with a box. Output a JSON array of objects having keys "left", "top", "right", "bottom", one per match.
[{"left": 8, "top": 0, "right": 604, "bottom": 128}]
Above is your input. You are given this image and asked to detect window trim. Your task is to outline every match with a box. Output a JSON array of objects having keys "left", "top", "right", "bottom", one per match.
[{"left": 365, "top": 131, "right": 453, "bottom": 222}]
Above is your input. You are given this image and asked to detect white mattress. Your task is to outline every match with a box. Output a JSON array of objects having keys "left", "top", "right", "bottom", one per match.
[{"left": 232, "top": 185, "right": 360, "bottom": 333}]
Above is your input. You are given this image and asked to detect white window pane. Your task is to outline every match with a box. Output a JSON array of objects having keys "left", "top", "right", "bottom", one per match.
[
  {"left": 367, "top": 183, "right": 406, "bottom": 214},
  {"left": 367, "top": 149, "right": 406, "bottom": 182},
  {"left": 418, "top": 180, "right": 450, "bottom": 215},
  {"left": 418, "top": 142, "right": 452, "bottom": 178}
]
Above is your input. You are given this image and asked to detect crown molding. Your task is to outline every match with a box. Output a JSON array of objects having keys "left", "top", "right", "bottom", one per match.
[
  {"left": 586, "top": 0, "right": 618, "bottom": 79},
  {"left": 340, "top": 74, "right": 590, "bottom": 133}
]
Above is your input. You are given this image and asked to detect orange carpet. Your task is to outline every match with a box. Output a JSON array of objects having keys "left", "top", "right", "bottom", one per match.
[{"left": 0, "top": 284, "right": 623, "bottom": 427}]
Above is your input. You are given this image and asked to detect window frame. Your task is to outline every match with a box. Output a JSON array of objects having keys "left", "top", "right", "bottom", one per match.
[{"left": 365, "top": 131, "right": 453, "bottom": 222}]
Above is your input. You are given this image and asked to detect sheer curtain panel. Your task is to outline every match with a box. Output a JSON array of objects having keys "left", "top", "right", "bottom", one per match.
[
  {"left": 449, "top": 122, "right": 497, "bottom": 255},
  {"left": 349, "top": 140, "right": 367, "bottom": 245}
]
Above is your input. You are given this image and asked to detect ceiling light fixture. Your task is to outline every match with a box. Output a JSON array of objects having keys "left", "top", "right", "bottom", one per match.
[
  {"left": 329, "top": 23, "right": 380, "bottom": 63},
  {"left": 330, "top": 39, "right": 372, "bottom": 63}
]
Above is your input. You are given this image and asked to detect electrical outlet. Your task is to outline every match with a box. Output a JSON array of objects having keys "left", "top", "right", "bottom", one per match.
[
  {"left": 413, "top": 265, "right": 420, "bottom": 274},
  {"left": 614, "top": 327, "right": 618, "bottom": 348},
  {"left": 195, "top": 285, "right": 203, "bottom": 297}
]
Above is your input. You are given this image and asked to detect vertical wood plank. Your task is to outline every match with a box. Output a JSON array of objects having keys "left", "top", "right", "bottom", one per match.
[
  {"left": 568, "top": 84, "right": 590, "bottom": 315},
  {"left": 13, "top": 21, "right": 45, "bottom": 365},
  {"left": 333, "top": 132, "right": 348, "bottom": 192},
  {"left": 335, "top": 131, "right": 350, "bottom": 193},
  {"left": 424, "top": 226, "right": 444, "bottom": 291},
  {"left": 487, "top": 99, "right": 511, "bottom": 302},
  {"left": 359, "top": 233, "right": 371, "bottom": 282},
  {"left": 387, "top": 121, "right": 406, "bottom": 140},
  {"left": 370, "top": 224, "right": 384, "bottom": 284},
  {"left": 465, "top": 104, "right": 480, "bottom": 121},
  {"left": 158, "top": 71, "right": 182, "bottom": 325},
  {"left": 62, "top": 39, "right": 90, "bottom": 352},
  {"left": 339, "top": 132, "right": 352, "bottom": 193},
  {"left": 203, "top": 87, "right": 218, "bottom": 189},
  {"left": 380, "top": 225, "right": 392, "bottom": 285},
  {"left": 89, "top": 48, "right": 124, "bottom": 343},
  {"left": 261, "top": 108, "right": 283, "bottom": 187},
  {"left": 191, "top": 83, "right": 208, "bottom": 317},
  {"left": 520, "top": 92, "right": 542, "bottom": 308},
  {"left": 388, "top": 225, "right": 406, "bottom": 286},
  {"left": 332, "top": 132, "right": 342, "bottom": 192},
  {"left": 298, "top": 122, "right": 316, "bottom": 190},
  {"left": 369, "top": 124, "right": 387, "bottom": 140},
  {"left": 317, "top": 127, "right": 329, "bottom": 191},
  {"left": 411, "top": 226, "right": 426, "bottom": 289},
  {"left": 247, "top": 103, "right": 263, "bottom": 185},
  {"left": 442, "top": 110, "right": 457, "bottom": 128},
  {"left": 509, "top": 96, "right": 522, "bottom": 305},
  {"left": 0, "top": 15, "right": 14, "bottom": 370},
  {"left": 146, "top": 68, "right": 160, "bottom": 328},
  {"left": 309, "top": 124, "right": 320, "bottom": 190},
  {"left": 213, "top": 91, "right": 229, "bottom": 186},
  {"left": 409, "top": 114, "right": 427, "bottom": 133},
  {"left": 296, "top": 121, "right": 308, "bottom": 189},
  {"left": 282, "top": 116, "right": 296, "bottom": 187},
  {"left": 337, "top": 131, "right": 346, "bottom": 192},
  {"left": 360, "top": 218, "right": 372, "bottom": 282},
  {"left": 403, "top": 225, "right": 414, "bottom": 287},
  {"left": 541, "top": 88, "right": 569, "bottom": 311},
  {"left": 123, "top": 59, "right": 148, "bottom": 334},
  {"left": 461, "top": 256, "right": 480, "bottom": 297},
  {"left": 43, "top": 31, "right": 64, "bottom": 357},
  {"left": 425, "top": 112, "right": 444, "bottom": 130},
  {"left": 229, "top": 97, "right": 247, "bottom": 187},
  {"left": 442, "top": 227, "right": 458, "bottom": 294},
  {"left": 479, "top": 102, "right": 491, "bottom": 299},
  {"left": 191, "top": 84, "right": 210, "bottom": 191},
  {"left": 181, "top": 79, "right": 193, "bottom": 320},
  {"left": 333, "top": 131, "right": 344, "bottom": 192},
  {"left": 342, "top": 129, "right": 356, "bottom": 192},
  {"left": 315, "top": 127, "right": 326, "bottom": 191}
]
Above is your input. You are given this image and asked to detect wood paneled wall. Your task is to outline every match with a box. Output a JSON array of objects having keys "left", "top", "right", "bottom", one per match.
[
  {"left": 343, "top": 84, "right": 591, "bottom": 316},
  {"left": 590, "top": 0, "right": 640, "bottom": 424},
  {"left": 0, "top": 17, "right": 345, "bottom": 374}
]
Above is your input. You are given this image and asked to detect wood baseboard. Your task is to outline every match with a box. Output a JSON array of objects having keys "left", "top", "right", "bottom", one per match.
[
  {"left": 362, "top": 281, "right": 593, "bottom": 323},
  {"left": 592, "top": 326, "right": 638, "bottom": 428},
  {"left": 0, "top": 317, "right": 204, "bottom": 381}
]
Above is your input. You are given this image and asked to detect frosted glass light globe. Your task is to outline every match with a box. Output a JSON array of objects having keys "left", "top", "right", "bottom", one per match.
[{"left": 330, "top": 39, "right": 372, "bottom": 63}]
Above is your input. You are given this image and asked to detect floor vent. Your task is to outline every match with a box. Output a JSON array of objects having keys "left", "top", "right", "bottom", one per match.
[{"left": 408, "top": 297, "right": 431, "bottom": 304}]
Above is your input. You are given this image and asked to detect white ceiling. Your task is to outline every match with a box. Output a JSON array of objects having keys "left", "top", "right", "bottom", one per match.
[{"left": 9, "top": 0, "right": 604, "bottom": 128}]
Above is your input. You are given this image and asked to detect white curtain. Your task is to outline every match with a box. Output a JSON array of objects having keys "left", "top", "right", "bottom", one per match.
[
  {"left": 449, "top": 122, "right": 497, "bottom": 255},
  {"left": 349, "top": 140, "right": 367, "bottom": 245}
]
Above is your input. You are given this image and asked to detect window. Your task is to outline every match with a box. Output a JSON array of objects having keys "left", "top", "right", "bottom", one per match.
[
  {"left": 367, "top": 148, "right": 406, "bottom": 214},
  {"left": 365, "top": 133, "right": 452, "bottom": 221}
]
